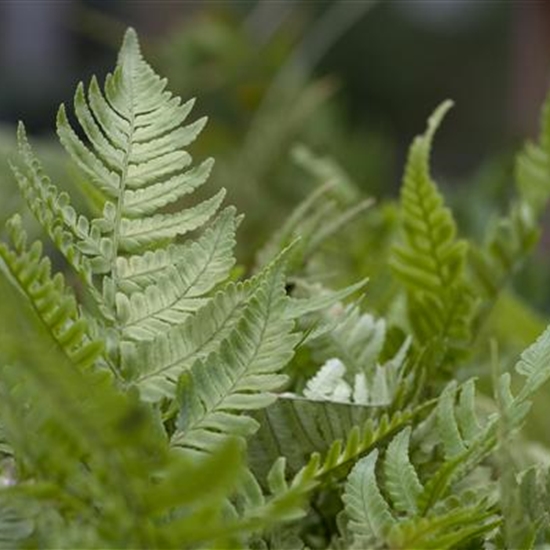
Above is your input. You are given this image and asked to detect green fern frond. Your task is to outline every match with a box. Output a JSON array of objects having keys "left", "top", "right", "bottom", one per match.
[
  {"left": 114, "top": 207, "right": 239, "bottom": 339},
  {"left": 343, "top": 450, "right": 395, "bottom": 547},
  {"left": 172, "top": 255, "right": 298, "bottom": 454},
  {"left": 11, "top": 127, "right": 104, "bottom": 283},
  {"left": 250, "top": 393, "right": 428, "bottom": 484},
  {"left": 0, "top": 215, "right": 102, "bottom": 370},
  {"left": 383, "top": 426, "right": 423, "bottom": 515},
  {"left": 516, "top": 88, "right": 550, "bottom": 214},
  {"left": 10, "top": 28, "right": 247, "bottom": 396},
  {"left": 14, "top": 29, "right": 226, "bottom": 331},
  {"left": 249, "top": 395, "right": 374, "bottom": 478},
  {"left": 390, "top": 101, "right": 475, "bottom": 353},
  {"left": 386, "top": 502, "right": 499, "bottom": 550},
  {"left": 343, "top": 427, "right": 499, "bottom": 550}
]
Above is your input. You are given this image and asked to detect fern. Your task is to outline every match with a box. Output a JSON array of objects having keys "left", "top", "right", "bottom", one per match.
[
  {"left": 2, "top": 23, "right": 550, "bottom": 550},
  {"left": 516, "top": 87, "right": 550, "bottom": 215},
  {"left": 341, "top": 322, "right": 550, "bottom": 550},
  {"left": 383, "top": 427, "right": 423, "bottom": 515},
  {"left": 390, "top": 101, "right": 475, "bottom": 357},
  {"left": 0, "top": 215, "right": 102, "bottom": 371},
  {"left": 172, "top": 252, "right": 298, "bottom": 455},
  {"left": 11, "top": 29, "right": 229, "bottom": 394}
]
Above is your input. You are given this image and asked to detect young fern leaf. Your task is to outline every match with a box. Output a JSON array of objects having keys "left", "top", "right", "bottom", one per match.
[
  {"left": 516, "top": 88, "right": 550, "bottom": 215},
  {"left": 0, "top": 215, "right": 102, "bottom": 370},
  {"left": 171, "top": 254, "right": 299, "bottom": 454},
  {"left": 344, "top": 427, "right": 499, "bottom": 550},
  {"left": 343, "top": 449, "right": 396, "bottom": 547},
  {"left": 114, "top": 207, "right": 240, "bottom": 340},
  {"left": 383, "top": 426, "right": 423, "bottom": 515},
  {"left": 11, "top": 128, "right": 103, "bottom": 284},
  {"left": 11, "top": 28, "right": 243, "bottom": 392},
  {"left": 56, "top": 28, "right": 224, "bottom": 305},
  {"left": 390, "top": 101, "right": 474, "bottom": 353}
]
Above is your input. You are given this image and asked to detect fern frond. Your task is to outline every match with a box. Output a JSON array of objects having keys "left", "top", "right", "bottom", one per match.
[
  {"left": 386, "top": 502, "right": 499, "bottom": 550},
  {"left": 383, "top": 426, "right": 423, "bottom": 515},
  {"left": 390, "top": 101, "right": 475, "bottom": 353},
  {"left": 343, "top": 450, "right": 395, "bottom": 547},
  {"left": 0, "top": 215, "right": 102, "bottom": 370},
  {"left": 171, "top": 255, "right": 298, "bottom": 454},
  {"left": 249, "top": 393, "right": 428, "bottom": 482},
  {"left": 115, "top": 207, "right": 239, "bottom": 339},
  {"left": 45, "top": 28, "right": 223, "bottom": 318},
  {"left": 343, "top": 427, "right": 499, "bottom": 550},
  {"left": 116, "top": 206, "right": 240, "bottom": 294},
  {"left": 11, "top": 28, "right": 246, "bottom": 388},
  {"left": 516, "top": 88, "right": 550, "bottom": 214},
  {"left": 11, "top": 127, "right": 107, "bottom": 283}
]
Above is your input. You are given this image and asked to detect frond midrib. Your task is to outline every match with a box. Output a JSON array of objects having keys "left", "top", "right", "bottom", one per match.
[{"left": 111, "top": 57, "right": 137, "bottom": 308}]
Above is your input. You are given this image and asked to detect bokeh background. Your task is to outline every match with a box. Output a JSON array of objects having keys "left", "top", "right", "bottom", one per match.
[{"left": 1, "top": 0, "right": 550, "bottom": 311}]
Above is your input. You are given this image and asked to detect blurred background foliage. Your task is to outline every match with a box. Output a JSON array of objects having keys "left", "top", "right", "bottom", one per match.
[{"left": 2, "top": 0, "right": 550, "bottom": 437}]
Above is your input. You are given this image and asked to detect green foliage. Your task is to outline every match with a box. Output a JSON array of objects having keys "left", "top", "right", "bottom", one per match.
[
  {"left": 2, "top": 25, "right": 550, "bottom": 550},
  {"left": 390, "top": 101, "right": 475, "bottom": 358}
]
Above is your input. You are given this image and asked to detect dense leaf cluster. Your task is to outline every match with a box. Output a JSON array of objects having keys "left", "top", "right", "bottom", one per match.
[{"left": 2, "top": 28, "right": 550, "bottom": 549}]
